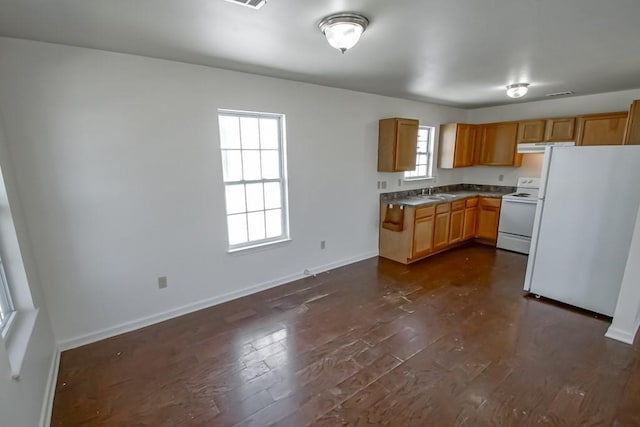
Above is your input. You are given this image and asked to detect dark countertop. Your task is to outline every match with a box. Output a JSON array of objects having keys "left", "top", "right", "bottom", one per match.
[{"left": 383, "top": 190, "right": 504, "bottom": 207}]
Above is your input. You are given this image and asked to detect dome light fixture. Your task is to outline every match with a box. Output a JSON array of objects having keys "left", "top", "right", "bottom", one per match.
[
  {"left": 506, "top": 83, "right": 530, "bottom": 98},
  {"left": 318, "top": 12, "right": 369, "bottom": 54}
]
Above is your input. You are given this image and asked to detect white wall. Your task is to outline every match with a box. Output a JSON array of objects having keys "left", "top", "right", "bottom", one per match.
[
  {"left": 461, "top": 154, "right": 544, "bottom": 187},
  {"left": 0, "top": 37, "right": 467, "bottom": 346},
  {"left": 460, "top": 88, "right": 640, "bottom": 186},
  {"left": 0, "top": 115, "right": 56, "bottom": 425},
  {"left": 607, "top": 207, "right": 640, "bottom": 344}
]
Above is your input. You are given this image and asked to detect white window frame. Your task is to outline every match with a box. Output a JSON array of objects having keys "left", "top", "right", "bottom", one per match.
[
  {"left": 0, "top": 254, "right": 15, "bottom": 339},
  {"left": 404, "top": 125, "right": 435, "bottom": 180},
  {"left": 218, "top": 109, "right": 290, "bottom": 252}
]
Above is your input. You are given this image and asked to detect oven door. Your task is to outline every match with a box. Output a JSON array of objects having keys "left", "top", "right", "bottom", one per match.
[{"left": 498, "top": 199, "right": 537, "bottom": 237}]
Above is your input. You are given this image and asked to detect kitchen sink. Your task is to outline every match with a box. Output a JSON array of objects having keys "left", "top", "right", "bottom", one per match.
[{"left": 420, "top": 193, "right": 456, "bottom": 200}]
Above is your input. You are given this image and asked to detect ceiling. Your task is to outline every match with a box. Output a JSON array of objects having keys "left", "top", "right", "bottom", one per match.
[{"left": 1, "top": 0, "right": 639, "bottom": 108}]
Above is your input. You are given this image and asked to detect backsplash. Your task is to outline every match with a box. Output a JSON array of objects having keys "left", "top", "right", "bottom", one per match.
[{"left": 380, "top": 183, "right": 516, "bottom": 203}]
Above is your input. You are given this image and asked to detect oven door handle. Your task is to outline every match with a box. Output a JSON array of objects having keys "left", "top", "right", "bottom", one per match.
[{"left": 502, "top": 198, "right": 538, "bottom": 204}]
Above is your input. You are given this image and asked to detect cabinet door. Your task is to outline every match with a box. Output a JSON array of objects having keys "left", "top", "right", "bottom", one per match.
[
  {"left": 576, "top": 112, "right": 628, "bottom": 146},
  {"left": 433, "top": 211, "right": 451, "bottom": 250},
  {"left": 476, "top": 199, "right": 501, "bottom": 242},
  {"left": 517, "top": 120, "right": 545, "bottom": 143},
  {"left": 544, "top": 118, "right": 575, "bottom": 141},
  {"left": 623, "top": 100, "right": 640, "bottom": 145},
  {"left": 412, "top": 215, "right": 435, "bottom": 258},
  {"left": 454, "top": 124, "right": 477, "bottom": 167},
  {"left": 478, "top": 122, "right": 519, "bottom": 166},
  {"left": 463, "top": 207, "right": 477, "bottom": 240},
  {"left": 439, "top": 123, "right": 476, "bottom": 169},
  {"left": 449, "top": 209, "right": 464, "bottom": 244},
  {"left": 378, "top": 118, "right": 418, "bottom": 172},
  {"left": 395, "top": 119, "right": 419, "bottom": 170}
]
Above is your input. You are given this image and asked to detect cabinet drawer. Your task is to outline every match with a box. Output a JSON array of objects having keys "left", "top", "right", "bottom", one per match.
[
  {"left": 480, "top": 197, "right": 501, "bottom": 208},
  {"left": 415, "top": 205, "right": 435, "bottom": 219},
  {"left": 451, "top": 200, "right": 465, "bottom": 211},
  {"left": 465, "top": 197, "right": 479, "bottom": 208},
  {"left": 436, "top": 203, "right": 451, "bottom": 214}
]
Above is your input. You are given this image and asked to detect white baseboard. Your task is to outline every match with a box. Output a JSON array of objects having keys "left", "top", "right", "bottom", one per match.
[
  {"left": 58, "top": 251, "right": 378, "bottom": 351},
  {"left": 39, "top": 347, "right": 60, "bottom": 427},
  {"left": 605, "top": 325, "right": 639, "bottom": 345}
]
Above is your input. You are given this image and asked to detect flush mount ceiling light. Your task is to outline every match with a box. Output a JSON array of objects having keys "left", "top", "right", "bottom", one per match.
[
  {"left": 318, "top": 13, "right": 369, "bottom": 54},
  {"left": 506, "top": 83, "right": 530, "bottom": 98}
]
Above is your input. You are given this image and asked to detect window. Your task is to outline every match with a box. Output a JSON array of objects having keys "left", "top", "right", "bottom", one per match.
[
  {"left": 218, "top": 110, "right": 289, "bottom": 251},
  {"left": 0, "top": 253, "right": 15, "bottom": 336},
  {"left": 404, "top": 125, "right": 435, "bottom": 180}
]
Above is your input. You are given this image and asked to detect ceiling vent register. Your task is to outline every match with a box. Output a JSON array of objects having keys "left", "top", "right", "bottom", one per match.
[
  {"left": 545, "top": 91, "right": 575, "bottom": 97},
  {"left": 223, "top": 0, "right": 267, "bottom": 10}
]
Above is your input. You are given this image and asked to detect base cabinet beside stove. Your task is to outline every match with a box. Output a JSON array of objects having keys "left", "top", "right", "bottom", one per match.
[{"left": 476, "top": 197, "right": 502, "bottom": 243}]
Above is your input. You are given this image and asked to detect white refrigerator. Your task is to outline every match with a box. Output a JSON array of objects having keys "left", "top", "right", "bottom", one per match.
[{"left": 524, "top": 145, "right": 640, "bottom": 316}]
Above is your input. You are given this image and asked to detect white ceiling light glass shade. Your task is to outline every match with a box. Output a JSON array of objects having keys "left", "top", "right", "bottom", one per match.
[
  {"left": 319, "top": 13, "right": 369, "bottom": 53},
  {"left": 506, "top": 83, "right": 530, "bottom": 98}
]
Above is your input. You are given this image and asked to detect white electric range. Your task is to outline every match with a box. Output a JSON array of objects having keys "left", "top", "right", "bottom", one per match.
[{"left": 497, "top": 177, "right": 540, "bottom": 254}]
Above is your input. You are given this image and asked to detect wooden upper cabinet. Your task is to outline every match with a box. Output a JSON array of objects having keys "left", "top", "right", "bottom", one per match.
[
  {"left": 517, "top": 120, "right": 545, "bottom": 143},
  {"left": 477, "top": 122, "right": 521, "bottom": 166},
  {"left": 377, "top": 118, "right": 419, "bottom": 172},
  {"left": 623, "top": 100, "right": 640, "bottom": 145},
  {"left": 545, "top": 117, "right": 575, "bottom": 141},
  {"left": 438, "top": 123, "right": 477, "bottom": 168},
  {"left": 576, "top": 112, "right": 628, "bottom": 146}
]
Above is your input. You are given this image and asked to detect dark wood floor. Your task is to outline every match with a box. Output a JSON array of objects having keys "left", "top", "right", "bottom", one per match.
[{"left": 51, "top": 244, "right": 640, "bottom": 426}]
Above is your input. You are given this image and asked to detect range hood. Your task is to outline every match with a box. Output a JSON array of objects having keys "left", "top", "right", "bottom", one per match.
[{"left": 517, "top": 141, "right": 575, "bottom": 154}]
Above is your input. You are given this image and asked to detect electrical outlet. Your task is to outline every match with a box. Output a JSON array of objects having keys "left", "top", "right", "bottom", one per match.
[
  {"left": 158, "top": 276, "right": 168, "bottom": 289},
  {"left": 498, "top": 174, "right": 504, "bottom": 182},
  {"left": 376, "top": 181, "right": 381, "bottom": 189},
  {"left": 397, "top": 179, "right": 402, "bottom": 186},
  {"left": 320, "top": 240, "right": 326, "bottom": 250},
  {"left": 381, "top": 181, "right": 387, "bottom": 189}
]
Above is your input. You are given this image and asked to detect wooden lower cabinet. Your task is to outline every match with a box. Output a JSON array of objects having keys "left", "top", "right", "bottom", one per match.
[
  {"left": 379, "top": 197, "right": 502, "bottom": 264},
  {"left": 433, "top": 204, "right": 451, "bottom": 251},
  {"left": 476, "top": 198, "right": 502, "bottom": 242},
  {"left": 449, "top": 204, "right": 465, "bottom": 244},
  {"left": 412, "top": 215, "right": 435, "bottom": 258},
  {"left": 462, "top": 199, "right": 478, "bottom": 240}
]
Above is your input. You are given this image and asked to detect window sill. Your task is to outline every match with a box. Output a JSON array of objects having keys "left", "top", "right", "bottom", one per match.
[
  {"left": 227, "top": 238, "right": 292, "bottom": 255},
  {"left": 4, "top": 308, "right": 38, "bottom": 380}
]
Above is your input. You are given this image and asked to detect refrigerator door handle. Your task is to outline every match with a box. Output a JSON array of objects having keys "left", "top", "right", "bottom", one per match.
[
  {"left": 538, "top": 146, "right": 554, "bottom": 198},
  {"left": 523, "top": 198, "right": 546, "bottom": 291}
]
